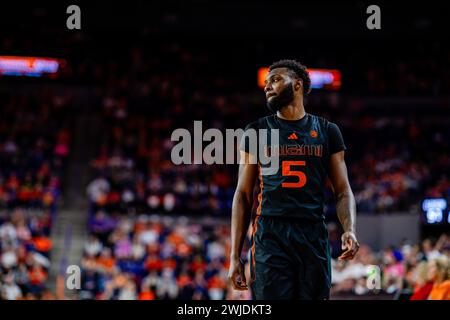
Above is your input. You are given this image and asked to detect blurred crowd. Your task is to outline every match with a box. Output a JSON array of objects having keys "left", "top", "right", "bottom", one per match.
[
  {"left": 0, "top": 91, "right": 70, "bottom": 211},
  {"left": 82, "top": 45, "right": 450, "bottom": 218},
  {"left": 0, "top": 209, "right": 54, "bottom": 300},
  {"left": 80, "top": 215, "right": 233, "bottom": 300},
  {"left": 1, "top": 18, "right": 449, "bottom": 301},
  {"left": 331, "top": 234, "right": 450, "bottom": 300},
  {"left": 340, "top": 114, "right": 450, "bottom": 213},
  {"left": 73, "top": 46, "right": 450, "bottom": 301},
  {"left": 76, "top": 214, "right": 450, "bottom": 300},
  {"left": 0, "top": 91, "right": 71, "bottom": 300}
]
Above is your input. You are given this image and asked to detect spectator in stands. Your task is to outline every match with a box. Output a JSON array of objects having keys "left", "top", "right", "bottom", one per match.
[
  {"left": 409, "top": 261, "right": 434, "bottom": 300},
  {"left": 0, "top": 272, "right": 22, "bottom": 300},
  {"left": 427, "top": 258, "right": 450, "bottom": 300}
]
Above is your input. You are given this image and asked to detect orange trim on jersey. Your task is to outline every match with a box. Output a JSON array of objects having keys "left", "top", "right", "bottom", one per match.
[
  {"left": 251, "top": 164, "right": 263, "bottom": 281},
  {"left": 250, "top": 214, "right": 260, "bottom": 282},
  {"left": 256, "top": 164, "right": 263, "bottom": 215}
]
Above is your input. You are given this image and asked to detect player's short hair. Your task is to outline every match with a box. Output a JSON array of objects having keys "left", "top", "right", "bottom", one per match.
[{"left": 269, "top": 59, "right": 311, "bottom": 95}]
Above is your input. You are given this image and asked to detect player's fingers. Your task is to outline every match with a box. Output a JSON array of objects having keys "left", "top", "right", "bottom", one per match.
[
  {"left": 234, "top": 287, "right": 247, "bottom": 291},
  {"left": 338, "top": 253, "right": 354, "bottom": 260},
  {"left": 238, "top": 269, "right": 247, "bottom": 286},
  {"left": 339, "top": 245, "right": 359, "bottom": 260},
  {"left": 231, "top": 278, "right": 243, "bottom": 290},
  {"left": 351, "top": 242, "right": 360, "bottom": 255},
  {"left": 229, "top": 271, "right": 247, "bottom": 291},
  {"left": 338, "top": 249, "right": 353, "bottom": 260},
  {"left": 346, "top": 237, "right": 354, "bottom": 249},
  {"left": 237, "top": 270, "right": 248, "bottom": 290},
  {"left": 234, "top": 283, "right": 248, "bottom": 291},
  {"left": 228, "top": 272, "right": 239, "bottom": 289},
  {"left": 347, "top": 238, "right": 358, "bottom": 251},
  {"left": 233, "top": 280, "right": 248, "bottom": 291},
  {"left": 341, "top": 235, "right": 351, "bottom": 250},
  {"left": 338, "top": 253, "right": 349, "bottom": 260}
]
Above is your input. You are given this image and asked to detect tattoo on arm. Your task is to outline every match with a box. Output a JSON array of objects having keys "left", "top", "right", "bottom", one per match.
[
  {"left": 230, "top": 191, "right": 252, "bottom": 258},
  {"left": 336, "top": 190, "right": 356, "bottom": 234}
]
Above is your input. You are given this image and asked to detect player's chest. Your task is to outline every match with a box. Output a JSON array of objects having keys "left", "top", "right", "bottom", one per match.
[{"left": 262, "top": 128, "right": 327, "bottom": 160}]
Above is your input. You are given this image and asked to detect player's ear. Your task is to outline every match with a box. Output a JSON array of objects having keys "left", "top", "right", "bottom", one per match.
[{"left": 294, "top": 79, "right": 302, "bottom": 92}]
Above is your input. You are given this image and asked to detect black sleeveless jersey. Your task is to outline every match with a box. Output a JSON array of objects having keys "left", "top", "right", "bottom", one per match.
[{"left": 240, "top": 113, "right": 346, "bottom": 221}]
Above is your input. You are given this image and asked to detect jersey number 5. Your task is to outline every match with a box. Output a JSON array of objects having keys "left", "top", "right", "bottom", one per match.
[{"left": 281, "top": 161, "right": 307, "bottom": 188}]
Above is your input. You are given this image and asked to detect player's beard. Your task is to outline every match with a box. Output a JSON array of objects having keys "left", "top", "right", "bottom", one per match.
[{"left": 266, "top": 83, "right": 295, "bottom": 113}]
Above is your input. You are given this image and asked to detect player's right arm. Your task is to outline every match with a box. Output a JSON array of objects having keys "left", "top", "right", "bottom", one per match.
[{"left": 228, "top": 150, "right": 258, "bottom": 291}]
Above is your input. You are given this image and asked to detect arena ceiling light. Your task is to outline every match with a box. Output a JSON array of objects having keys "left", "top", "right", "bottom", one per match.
[
  {"left": 0, "top": 56, "right": 65, "bottom": 78},
  {"left": 258, "top": 67, "right": 341, "bottom": 90}
]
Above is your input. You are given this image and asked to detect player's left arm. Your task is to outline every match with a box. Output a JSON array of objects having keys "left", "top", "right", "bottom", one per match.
[{"left": 328, "top": 150, "right": 360, "bottom": 260}]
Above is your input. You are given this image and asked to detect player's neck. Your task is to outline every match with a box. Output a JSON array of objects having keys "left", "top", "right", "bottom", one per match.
[{"left": 276, "top": 104, "right": 306, "bottom": 121}]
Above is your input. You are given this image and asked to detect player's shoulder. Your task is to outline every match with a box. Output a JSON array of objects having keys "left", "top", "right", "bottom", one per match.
[
  {"left": 307, "top": 113, "right": 333, "bottom": 128},
  {"left": 243, "top": 115, "right": 274, "bottom": 131},
  {"left": 308, "top": 114, "right": 344, "bottom": 144}
]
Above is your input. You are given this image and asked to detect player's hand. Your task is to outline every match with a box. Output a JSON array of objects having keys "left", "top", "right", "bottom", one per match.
[
  {"left": 338, "top": 231, "right": 359, "bottom": 260},
  {"left": 227, "top": 257, "right": 248, "bottom": 291}
]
